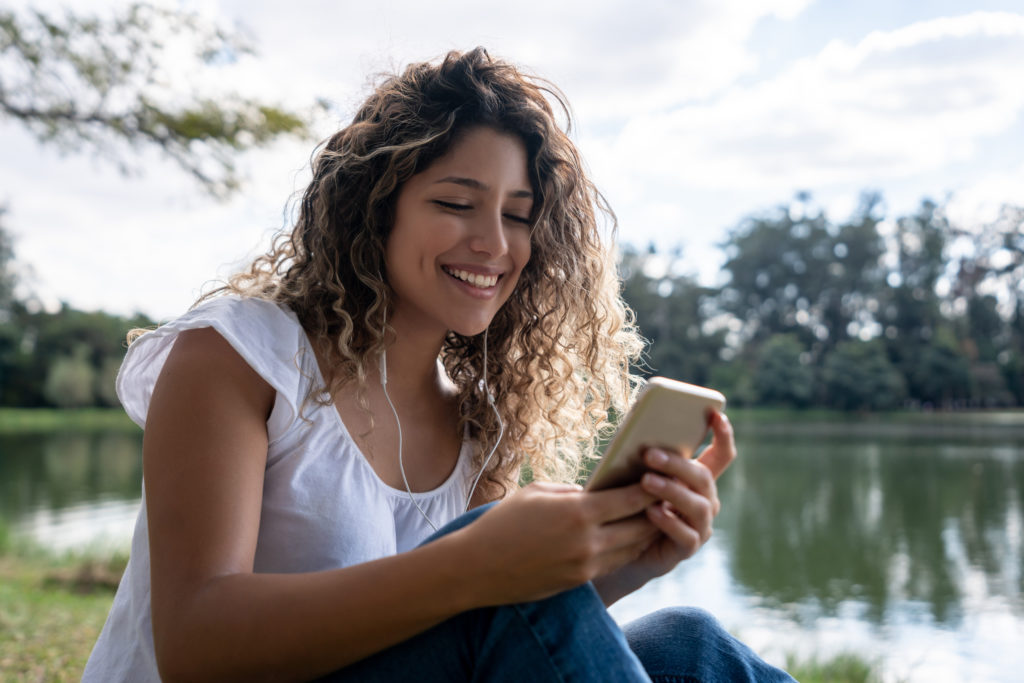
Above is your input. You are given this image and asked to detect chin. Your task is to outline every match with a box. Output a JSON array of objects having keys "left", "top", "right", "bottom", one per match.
[
  {"left": 450, "top": 323, "right": 490, "bottom": 338},
  {"left": 447, "top": 313, "right": 499, "bottom": 338}
]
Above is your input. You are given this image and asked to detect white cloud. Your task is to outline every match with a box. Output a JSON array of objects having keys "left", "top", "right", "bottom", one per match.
[
  {"left": 607, "top": 11, "right": 1024, "bottom": 191},
  {"left": 945, "top": 160, "right": 1024, "bottom": 228},
  {"left": 204, "top": 0, "right": 816, "bottom": 126}
]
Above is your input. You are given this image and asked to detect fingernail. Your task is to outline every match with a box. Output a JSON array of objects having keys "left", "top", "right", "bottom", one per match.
[
  {"left": 646, "top": 449, "right": 669, "bottom": 465},
  {"left": 642, "top": 473, "right": 665, "bottom": 489}
]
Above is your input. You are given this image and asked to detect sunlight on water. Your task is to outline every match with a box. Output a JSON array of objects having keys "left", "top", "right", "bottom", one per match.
[
  {"left": 15, "top": 498, "right": 140, "bottom": 554},
  {"left": 609, "top": 535, "right": 1024, "bottom": 682}
]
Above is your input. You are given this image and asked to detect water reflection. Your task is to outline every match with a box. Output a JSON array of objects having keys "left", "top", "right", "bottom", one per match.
[
  {"left": 721, "top": 429, "right": 1024, "bottom": 627},
  {"left": 0, "top": 430, "right": 143, "bottom": 549}
]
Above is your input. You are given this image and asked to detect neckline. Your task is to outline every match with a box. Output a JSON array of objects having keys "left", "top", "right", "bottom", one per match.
[{"left": 289, "top": 306, "right": 470, "bottom": 499}]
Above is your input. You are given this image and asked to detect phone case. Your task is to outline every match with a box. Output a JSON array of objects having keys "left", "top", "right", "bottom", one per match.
[{"left": 585, "top": 377, "right": 726, "bottom": 491}]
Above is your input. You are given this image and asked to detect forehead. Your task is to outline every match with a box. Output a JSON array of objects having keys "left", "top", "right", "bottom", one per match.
[{"left": 417, "top": 127, "right": 531, "bottom": 191}]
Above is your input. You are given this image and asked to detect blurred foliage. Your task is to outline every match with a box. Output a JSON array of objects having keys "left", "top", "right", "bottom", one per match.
[
  {"left": 621, "top": 192, "right": 1024, "bottom": 410},
  {"left": 0, "top": 291, "right": 154, "bottom": 408},
  {"left": 0, "top": 3, "right": 325, "bottom": 409},
  {"left": 43, "top": 348, "right": 96, "bottom": 409},
  {"left": 784, "top": 651, "right": 883, "bottom": 683},
  {"left": 0, "top": 2, "right": 320, "bottom": 198}
]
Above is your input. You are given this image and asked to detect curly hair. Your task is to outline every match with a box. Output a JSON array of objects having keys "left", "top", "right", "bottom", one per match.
[{"left": 205, "top": 47, "right": 644, "bottom": 496}]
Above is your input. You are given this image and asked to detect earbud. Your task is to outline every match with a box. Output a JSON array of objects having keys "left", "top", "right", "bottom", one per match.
[{"left": 478, "top": 379, "right": 495, "bottom": 405}]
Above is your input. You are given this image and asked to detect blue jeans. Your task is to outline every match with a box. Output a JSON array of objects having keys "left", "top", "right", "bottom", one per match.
[{"left": 317, "top": 504, "right": 794, "bottom": 682}]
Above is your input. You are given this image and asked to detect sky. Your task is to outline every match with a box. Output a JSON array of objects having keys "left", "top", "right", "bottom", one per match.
[{"left": 2, "top": 0, "right": 1023, "bottom": 320}]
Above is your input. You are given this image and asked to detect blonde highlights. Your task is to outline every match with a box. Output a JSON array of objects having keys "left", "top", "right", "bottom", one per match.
[{"left": 204, "top": 48, "right": 644, "bottom": 495}]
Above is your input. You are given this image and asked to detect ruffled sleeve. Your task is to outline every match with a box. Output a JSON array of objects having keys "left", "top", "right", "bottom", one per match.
[{"left": 115, "top": 296, "right": 311, "bottom": 443}]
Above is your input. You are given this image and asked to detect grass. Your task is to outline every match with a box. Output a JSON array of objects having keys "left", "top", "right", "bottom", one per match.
[
  {"left": 784, "top": 651, "right": 889, "bottom": 683},
  {"left": 0, "top": 408, "right": 139, "bottom": 434},
  {"left": 0, "top": 550, "right": 124, "bottom": 682}
]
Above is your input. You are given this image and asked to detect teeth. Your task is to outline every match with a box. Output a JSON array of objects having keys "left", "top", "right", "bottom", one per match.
[{"left": 445, "top": 267, "right": 499, "bottom": 288}]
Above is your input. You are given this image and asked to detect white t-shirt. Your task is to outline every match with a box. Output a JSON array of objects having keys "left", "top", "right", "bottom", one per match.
[{"left": 83, "top": 295, "right": 474, "bottom": 682}]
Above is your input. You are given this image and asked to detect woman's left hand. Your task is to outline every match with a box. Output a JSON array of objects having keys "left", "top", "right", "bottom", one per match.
[{"left": 591, "top": 411, "right": 737, "bottom": 605}]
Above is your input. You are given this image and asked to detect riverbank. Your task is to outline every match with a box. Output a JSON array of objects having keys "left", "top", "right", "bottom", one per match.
[
  {"left": 0, "top": 408, "right": 139, "bottom": 434},
  {"left": 0, "top": 547, "right": 126, "bottom": 681}
]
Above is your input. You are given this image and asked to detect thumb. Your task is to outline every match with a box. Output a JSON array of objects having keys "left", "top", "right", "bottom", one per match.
[{"left": 697, "top": 411, "right": 736, "bottom": 479}]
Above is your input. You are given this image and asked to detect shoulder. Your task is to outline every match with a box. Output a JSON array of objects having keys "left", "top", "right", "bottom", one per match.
[
  {"left": 117, "top": 296, "right": 310, "bottom": 429},
  {"left": 156, "top": 326, "right": 276, "bottom": 423}
]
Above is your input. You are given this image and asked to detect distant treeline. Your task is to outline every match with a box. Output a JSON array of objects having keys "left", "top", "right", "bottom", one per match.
[
  {"left": 0, "top": 302, "right": 154, "bottom": 408},
  {"left": 1, "top": 192, "right": 1022, "bottom": 411},
  {"left": 623, "top": 192, "right": 1024, "bottom": 410}
]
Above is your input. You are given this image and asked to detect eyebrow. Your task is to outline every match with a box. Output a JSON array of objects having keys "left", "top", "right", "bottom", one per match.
[{"left": 433, "top": 176, "right": 533, "bottom": 199}]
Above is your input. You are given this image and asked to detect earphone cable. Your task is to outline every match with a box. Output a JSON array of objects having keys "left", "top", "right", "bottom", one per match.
[
  {"left": 465, "top": 329, "right": 503, "bottom": 512},
  {"left": 382, "top": 347, "right": 440, "bottom": 533},
  {"left": 381, "top": 327, "right": 504, "bottom": 532}
]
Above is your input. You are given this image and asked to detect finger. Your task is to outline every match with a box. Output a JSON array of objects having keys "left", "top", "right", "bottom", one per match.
[
  {"left": 641, "top": 473, "right": 716, "bottom": 538},
  {"left": 583, "top": 483, "right": 659, "bottom": 524},
  {"left": 643, "top": 449, "right": 717, "bottom": 501},
  {"left": 596, "top": 515, "right": 660, "bottom": 552},
  {"left": 593, "top": 518, "right": 661, "bottom": 573},
  {"left": 696, "top": 411, "right": 736, "bottom": 479},
  {"left": 647, "top": 502, "right": 703, "bottom": 558}
]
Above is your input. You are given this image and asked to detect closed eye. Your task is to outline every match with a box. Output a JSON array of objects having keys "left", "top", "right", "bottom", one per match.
[
  {"left": 504, "top": 214, "right": 531, "bottom": 225},
  {"left": 433, "top": 200, "right": 471, "bottom": 211}
]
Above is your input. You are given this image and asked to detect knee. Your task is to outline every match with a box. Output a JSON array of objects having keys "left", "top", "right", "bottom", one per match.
[
  {"left": 625, "top": 606, "right": 727, "bottom": 656},
  {"left": 643, "top": 606, "right": 723, "bottom": 640},
  {"left": 625, "top": 607, "right": 796, "bottom": 682}
]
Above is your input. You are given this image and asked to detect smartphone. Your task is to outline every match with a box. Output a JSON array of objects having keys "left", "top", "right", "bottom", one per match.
[{"left": 585, "top": 377, "right": 726, "bottom": 491}]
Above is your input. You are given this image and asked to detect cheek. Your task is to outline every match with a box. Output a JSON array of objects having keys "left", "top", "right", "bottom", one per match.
[
  {"left": 503, "top": 233, "right": 532, "bottom": 294},
  {"left": 515, "top": 230, "right": 532, "bottom": 270}
]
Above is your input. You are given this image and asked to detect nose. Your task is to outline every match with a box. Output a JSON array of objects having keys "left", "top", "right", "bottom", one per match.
[{"left": 468, "top": 208, "right": 509, "bottom": 257}]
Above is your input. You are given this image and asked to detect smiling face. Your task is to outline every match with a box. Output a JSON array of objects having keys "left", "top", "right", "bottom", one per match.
[{"left": 384, "top": 126, "right": 533, "bottom": 340}]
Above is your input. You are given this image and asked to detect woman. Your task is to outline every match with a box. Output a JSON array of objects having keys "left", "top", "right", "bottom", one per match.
[{"left": 84, "top": 48, "right": 793, "bottom": 682}]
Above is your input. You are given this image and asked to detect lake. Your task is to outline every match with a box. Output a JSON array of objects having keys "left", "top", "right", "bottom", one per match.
[{"left": 2, "top": 412, "right": 1022, "bottom": 682}]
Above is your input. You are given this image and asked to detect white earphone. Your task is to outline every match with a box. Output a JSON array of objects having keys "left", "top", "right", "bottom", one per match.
[{"left": 380, "top": 323, "right": 504, "bottom": 532}]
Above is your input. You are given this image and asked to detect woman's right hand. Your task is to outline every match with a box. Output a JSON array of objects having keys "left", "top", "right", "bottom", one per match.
[{"left": 448, "top": 481, "right": 660, "bottom": 606}]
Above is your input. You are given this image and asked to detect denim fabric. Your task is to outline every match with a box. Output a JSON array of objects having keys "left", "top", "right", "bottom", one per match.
[
  {"left": 316, "top": 503, "right": 795, "bottom": 682},
  {"left": 624, "top": 608, "right": 795, "bottom": 683}
]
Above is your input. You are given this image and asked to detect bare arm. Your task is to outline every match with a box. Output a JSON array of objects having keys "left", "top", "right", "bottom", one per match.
[{"left": 145, "top": 328, "right": 657, "bottom": 682}]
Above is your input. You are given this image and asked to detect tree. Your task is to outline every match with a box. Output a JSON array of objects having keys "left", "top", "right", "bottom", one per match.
[
  {"left": 948, "top": 204, "right": 1024, "bottom": 404},
  {"left": 907, "top": 328, "right": 971, "bottom": 408},
  {"left": 821, "top": 340, "right": 905, "bottom": 411},
  {"left": 1, "top": 3, "right": 319, "bottom": 197},
  {"left": 719, "top": 192, "right": 886, "bottom": 361},
  {"left": 44, "top": 347, "right": 96, "bottom": 408},
  {"left": 619, "top": 247, "right": 726, "bottom": 386},
  {"left": 879, "top": 200, "right": 948, "bottom": 366},
  {"left": 0, "top": 208, "right": 16, "bottom": 312},
  {"left": 752, "top": 334, "right": 814, "bottom": 407},
  {"left": 719, "top": 195, "right": 833, "bottom": 350}
]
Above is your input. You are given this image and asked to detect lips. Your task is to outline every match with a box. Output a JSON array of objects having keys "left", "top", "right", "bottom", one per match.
[{"left": 443, "top": 266, "right": 500, "bottom": 289}]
